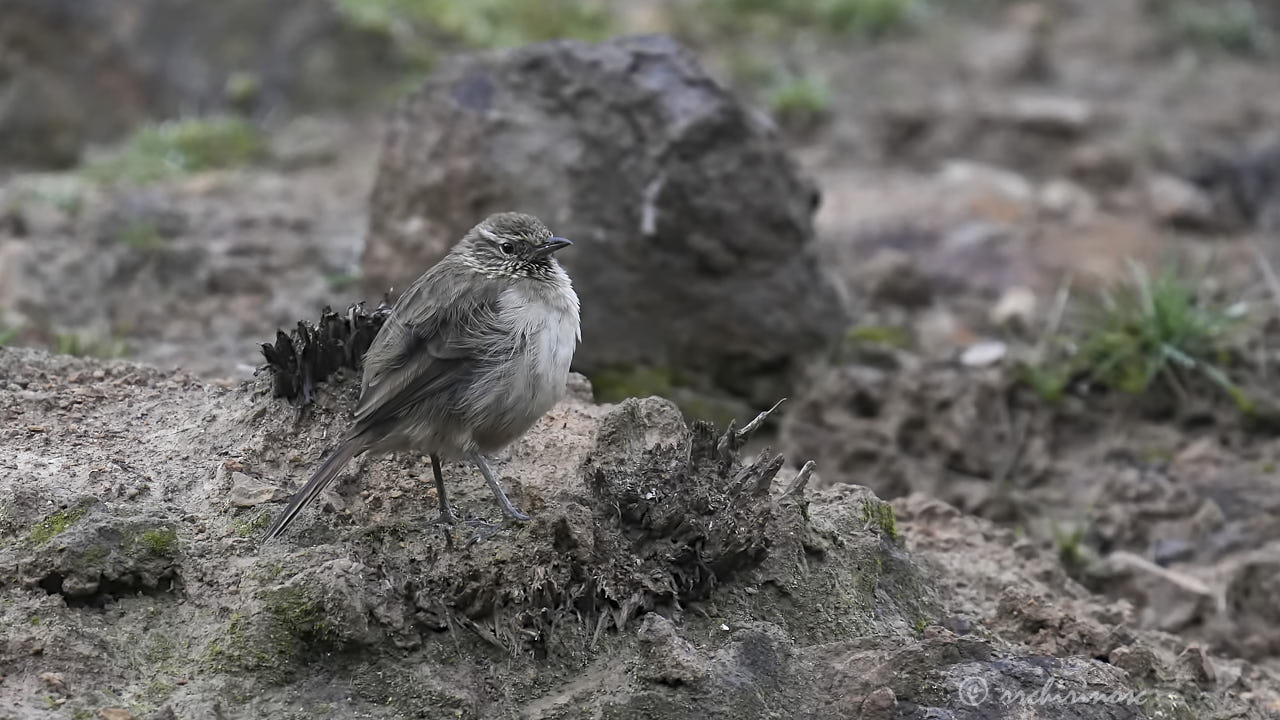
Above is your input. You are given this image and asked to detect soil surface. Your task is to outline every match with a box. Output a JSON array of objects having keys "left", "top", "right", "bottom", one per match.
[{"left": 3, "top": 347, "right": 1277, "bottom": 719}]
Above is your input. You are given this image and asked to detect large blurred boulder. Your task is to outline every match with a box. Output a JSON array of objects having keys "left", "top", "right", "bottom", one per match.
[
  {"left": 0, "top": 0, "right": 403, "bottom": 168},
  {"left": 362, "top": 34, "right": 847, "bottom": 410}
]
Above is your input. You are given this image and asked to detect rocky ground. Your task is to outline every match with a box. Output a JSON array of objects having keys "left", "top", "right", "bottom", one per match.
[
  {"left": 6, "top": 0, "right": 1280, "bottom": 717},
  {"left": 3, "top": 346, "right": 1278, "bottom": 719}
]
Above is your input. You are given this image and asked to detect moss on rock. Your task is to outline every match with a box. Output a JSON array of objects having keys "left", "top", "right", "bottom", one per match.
[{"left": 27, "top": 505, "right": 89, "bottom": 545}]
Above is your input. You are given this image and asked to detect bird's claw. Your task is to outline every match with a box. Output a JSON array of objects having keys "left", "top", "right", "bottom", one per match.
[
  {"left": 432, "top": 510, "right": 461, "bottom": 527},
  {"left": 463, "top": 518, "right": 513, "bottom": 546}
]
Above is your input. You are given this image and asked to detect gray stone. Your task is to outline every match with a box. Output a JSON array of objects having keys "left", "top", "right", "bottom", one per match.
[
  {"left": 1147, "top": 173, "right": 1215, "bottom": 229},
  {"left": 228, "top": 472, "right": 279, "bottom": 507},
  {"left": 362, "top": 35, "right": 847, "bottom": 409}
]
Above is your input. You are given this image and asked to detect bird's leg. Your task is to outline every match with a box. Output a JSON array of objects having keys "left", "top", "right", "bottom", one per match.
[
  {"left": 429, "top": 453, "right": 460, "bottom": 526},
  {"left": 468, "top": 452, "right": 531, "bottom": 522}
]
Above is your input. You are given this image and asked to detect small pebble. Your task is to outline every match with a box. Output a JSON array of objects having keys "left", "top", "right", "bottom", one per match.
[{"left": 960, "top": 340, "right": 1008, "bottom": 367}]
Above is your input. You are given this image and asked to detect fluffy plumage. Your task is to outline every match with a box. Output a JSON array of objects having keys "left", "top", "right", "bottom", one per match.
[{"left": 264, "top": 212, "right": 580, "bottom": 542}]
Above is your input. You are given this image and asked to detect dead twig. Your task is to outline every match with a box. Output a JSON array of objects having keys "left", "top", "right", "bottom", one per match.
[
  {"left": 781, "top": 460, "right": 816, "bottom": 498},
  {"left": 739, "top": 398, "right": 786, "bottom": 441}
]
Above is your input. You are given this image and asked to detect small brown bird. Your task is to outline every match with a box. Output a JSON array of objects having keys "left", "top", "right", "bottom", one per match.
[{"left": 264, "top": 212, "right": 580, "bottom": 541}]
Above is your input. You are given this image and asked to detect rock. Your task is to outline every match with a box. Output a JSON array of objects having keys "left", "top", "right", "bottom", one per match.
[
  {"left": 228, "top": 472, "right": 279, "bottom": 507},
  {"left": 1066, "top": 142, "right": 1137, "bottom": 188},
  {"left": 362, "top": 35, "right": 846, "bottom": 409},
  {"left": 98, "top": 709, "right": 133, "bottom": 720},
  {"left": 859, "top": 249, "right": 933, "bottom": 308},
  {"left": 1177, "top": 645, "right": 1217, "bottom": 688},
  {"left": 915, "top": 307, "right": 968, "bottom": 358},
  {"left": 981, "top": 94, "right": 1095, "bottom": 135},
  {"left": 1190, "top": 498, "right": 1226, "bottom": 536},
  {"left": 636, "top": 613, "right": 710, "bottom": 686},
  {"left": 18, "top": 511, "right": 181, "bottom": 604},
  {"left": 857, "top": 686, "right": 897, "bottom": 720},
  {"left": 39, "top": 671, "right": 66, "bottom": 692},
  {"left": 959, "top": 340, "right": 1007, "bottom": 368},
  {"left": 1146, "top": 173, "right": 1215, "bottom": 229},
  {"left": 989, "top": 285, "right": 1037, "bottom": 330},
  {"left": 1038, "top": 178, "right": 1096, "bottom": 224},
  {"left": 1108, "top": 644, "right": 1158, "bottom": 680},
  {"left": 939, "top": 161, "right": 1036, "bottom": 206}
]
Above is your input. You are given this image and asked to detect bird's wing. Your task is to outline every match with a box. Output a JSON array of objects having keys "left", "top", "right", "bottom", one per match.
[{"left": 351, "top": 267, "right": 503, "bottom": 433}]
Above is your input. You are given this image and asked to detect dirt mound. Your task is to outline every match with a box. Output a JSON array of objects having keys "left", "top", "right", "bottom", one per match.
[{"left": 1, "top": 346, "right": 1275, "bottom": 719}]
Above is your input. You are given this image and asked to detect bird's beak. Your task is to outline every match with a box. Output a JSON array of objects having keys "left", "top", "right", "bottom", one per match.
[{"left": 532, "top": 237, "right": 573, "bottom": 258}]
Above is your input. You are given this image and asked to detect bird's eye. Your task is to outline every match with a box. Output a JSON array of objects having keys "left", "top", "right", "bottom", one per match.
[{"left": 500, "top": 242, "right": 514, "bottom": 254}]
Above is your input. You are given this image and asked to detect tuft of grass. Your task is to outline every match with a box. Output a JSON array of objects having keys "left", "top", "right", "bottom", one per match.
[
  {"left": 334, "top": 0, "right": 615, "bottom": 49},
  {"left": 53, "top": 332, "right": 129, "bottom": 359},
  {"left": 0, "top": 323, "right": 18, "bottom": 346},
  {"left": 325, "top": 271, "right": 362, "bottom": 292},
  {"left": 84, "top": 116, "right": 265, "bottom": 186},
  {"left": 766, "top": 73, "right": 832, "bottom": 131},
  {"left": 1053, "top": 524, "right": 1087, "bottom": 575},
  {"left": 1022, "top": 261, "right": 1250, "bottom": 411},
  {"left": 704, "top": 0, "right": 928, "bottom": 37},
  {"left": 1167, "top": 0, "right": 1275, "bottom": 55},
  {"left": 846, "top": 324, "right": 911, "bottom": 348},
  {"left": 116, "top": 218, "right": 166, "bottom": 251}
]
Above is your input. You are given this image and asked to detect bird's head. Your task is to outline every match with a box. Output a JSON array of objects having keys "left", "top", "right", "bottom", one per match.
[{"left": 457, "top": 212, "right": 573, "bottom": 280}]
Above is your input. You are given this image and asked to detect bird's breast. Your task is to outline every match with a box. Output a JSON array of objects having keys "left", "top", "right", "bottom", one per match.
[{"left": 466, "top": 282, "right": 579, "bottom": 450}]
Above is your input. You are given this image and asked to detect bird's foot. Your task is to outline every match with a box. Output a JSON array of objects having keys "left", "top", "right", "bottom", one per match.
[
  {"left": 463, "top": 517, "right": 518, "bottom": 546},
  {"left": 432, "top": 509, "right": 461, "bottom": 527}
]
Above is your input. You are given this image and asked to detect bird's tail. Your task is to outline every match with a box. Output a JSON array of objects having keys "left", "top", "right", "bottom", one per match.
[{"left": 263, "top": 436, "right": 363, "bottom": 542}]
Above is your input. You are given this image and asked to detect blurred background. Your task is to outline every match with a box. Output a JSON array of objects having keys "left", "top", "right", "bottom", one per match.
[{"left": 6, "top": 0, "right": 1280, "bottom": 663}]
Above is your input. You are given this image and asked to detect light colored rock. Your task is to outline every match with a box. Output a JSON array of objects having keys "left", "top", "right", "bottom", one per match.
[
  {"left": 98, "top": 709, "right": 133, "bottom": 720},
  {"left": 940, "top": 161, "right": 1035, "bottom": 204},
  {"left": 983, "top": 94, "right": 1094, "bottom": 134},
  {"left": 39, "top": 672, "right": 66, "bottom": 692},
  {"left": 990, "top": 286, "right": 1037, "bottom": 329},
  {"left": 1147, "top": 173, "right": 1215, "bottom": 228},
  {"left": 916, "top": 307, "right": 965, "bottom": 358},
  {"left": 960, "top": 340, "right": 1008, "bottom": 368},
  {"left": 228, "top": 472, "right": 279, "bottom": 507},
  {"left": 858, "top": 686, "right": 898, "bottom": 720},
  {"left": 1038, "top": 178, "right": 1096, "bottom": 224}
]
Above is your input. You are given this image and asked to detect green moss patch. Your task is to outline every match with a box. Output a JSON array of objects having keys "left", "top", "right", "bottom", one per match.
[{"left": 28, "top": 506, "right": 89, "bottom": 545}]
